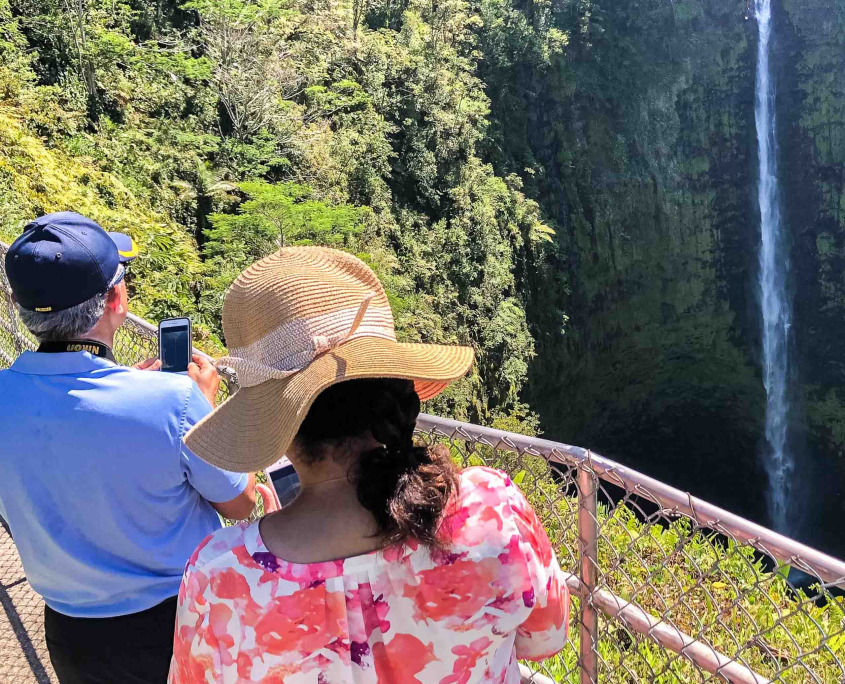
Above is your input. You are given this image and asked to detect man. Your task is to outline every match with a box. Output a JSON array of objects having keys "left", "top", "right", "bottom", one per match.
[{"left": 0, "top": 212, "right": 256, "bottom": 684}]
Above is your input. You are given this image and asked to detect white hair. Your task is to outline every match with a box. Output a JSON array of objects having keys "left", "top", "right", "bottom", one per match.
[{"left": 17, "top": 293, "right": 108, "bottom": 342}]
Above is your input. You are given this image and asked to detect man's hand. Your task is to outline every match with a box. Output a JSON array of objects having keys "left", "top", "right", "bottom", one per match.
[
  {"left": 133, "top": 358, "right": 162, "bottom": 371},
  {"left": 188, "top": 354, "right": 220, "bottom": 406}
]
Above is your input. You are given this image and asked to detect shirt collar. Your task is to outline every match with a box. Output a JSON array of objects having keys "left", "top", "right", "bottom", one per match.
[
  {"left": 8, "top": 350, "right": 118, "bottom": 375},
  {"left": 37, "top": 339, "right": 116, "bottom": 363}
]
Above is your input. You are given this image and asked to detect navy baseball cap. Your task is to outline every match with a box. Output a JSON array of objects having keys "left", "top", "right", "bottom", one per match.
[{"left": 5, "top": 212, "right": 139, "bottom": 313}]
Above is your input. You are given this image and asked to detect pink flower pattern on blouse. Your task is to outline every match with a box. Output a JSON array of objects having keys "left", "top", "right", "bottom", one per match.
[{"left": 168, "top": 467, "right": 570, "bottom": 683}]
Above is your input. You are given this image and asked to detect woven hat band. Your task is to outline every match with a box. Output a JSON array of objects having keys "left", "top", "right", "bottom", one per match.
[{"left": 218, "top": 293, "right": 379, "bottom": 387}]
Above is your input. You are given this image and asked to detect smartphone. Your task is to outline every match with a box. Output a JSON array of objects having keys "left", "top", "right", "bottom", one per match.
[
  {"left": 265, "top": 456, "right": 300, "bottom": 507},
  {"left": 158, "top": 317, "right": 192, "bottom": 373}
]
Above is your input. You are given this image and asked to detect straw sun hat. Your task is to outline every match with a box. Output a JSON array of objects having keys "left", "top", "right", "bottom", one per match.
[{"left": 184, "top": 247, "right": 475, "bottom": 473}]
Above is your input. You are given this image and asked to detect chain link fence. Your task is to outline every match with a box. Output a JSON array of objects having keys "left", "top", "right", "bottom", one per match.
[
  {"left": 2, "top": 240, "right": 845, "bottom": 683},
  {"left": 416, "top": 417, "right": 845, "bottom": 684}
]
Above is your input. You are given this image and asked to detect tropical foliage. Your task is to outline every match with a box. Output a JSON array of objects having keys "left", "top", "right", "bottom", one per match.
[{"left": 0, "top": 0, "right": 564, "bottom": 427}]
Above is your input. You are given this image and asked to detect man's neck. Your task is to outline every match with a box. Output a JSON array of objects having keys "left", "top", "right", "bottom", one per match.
[
  {"left": 81, "top": 326, "right": 116, "bottom": 349},
  {"left": 80, "top": 331, "right": 114, "bottom": 349}
]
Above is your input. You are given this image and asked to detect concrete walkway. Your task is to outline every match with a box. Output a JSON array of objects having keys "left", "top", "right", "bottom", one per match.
[{"left": 0, "top": 517, "right": 56, "bottom": 683}]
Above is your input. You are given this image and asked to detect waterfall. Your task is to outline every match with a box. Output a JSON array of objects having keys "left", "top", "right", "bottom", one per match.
[{"left": 755, "top": 0, "right": 793, "bottom": 533}]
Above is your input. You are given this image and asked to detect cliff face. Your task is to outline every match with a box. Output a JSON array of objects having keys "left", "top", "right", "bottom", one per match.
[
  {"left": 779, "top": 0, "right": 845, "bottom": 552},
  {"left": 497, "top": 0, "right": 845, "bottom": 555}
]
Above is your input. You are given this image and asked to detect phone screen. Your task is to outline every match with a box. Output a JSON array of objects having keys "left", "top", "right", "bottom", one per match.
[
  {"left": 268, "top": 460, "right": 300, "bottom": 506},
  {"left": 160, "top": 322, "right": 191, "bottom": 372}
]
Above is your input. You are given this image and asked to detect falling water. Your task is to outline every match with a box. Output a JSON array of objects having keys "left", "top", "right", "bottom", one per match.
[{"left": 755, "top": 0, "right": 793, "bottom": 533}]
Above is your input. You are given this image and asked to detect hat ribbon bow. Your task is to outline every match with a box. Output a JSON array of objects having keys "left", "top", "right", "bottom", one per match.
[{"left": 215, "top": 293, "right": 375, "bottom": 388}]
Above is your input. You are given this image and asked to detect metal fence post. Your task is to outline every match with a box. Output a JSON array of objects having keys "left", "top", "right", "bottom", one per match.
[{"left": 578, "top": 462, "right": 599, "bottom": 684}]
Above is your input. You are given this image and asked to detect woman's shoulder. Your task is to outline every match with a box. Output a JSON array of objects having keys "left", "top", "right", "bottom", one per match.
[
  {"left": 458, "top": 465, "right": 515, "bottom": 489},
  {"left": 186, "top": 521, "right": 253, "bottom": 571},
  {"left": 456, "top": 465, "right": 524, "bottom": 505},
  {"left": 438, "top": 466, "right": 529, "bottom": 545}
]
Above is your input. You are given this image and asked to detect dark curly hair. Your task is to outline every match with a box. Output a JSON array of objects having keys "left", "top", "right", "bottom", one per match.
[{"left": 295, "top": 378, "right": 458, "bottom": 548}]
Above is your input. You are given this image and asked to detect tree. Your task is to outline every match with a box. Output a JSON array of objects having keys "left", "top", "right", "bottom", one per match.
[
  {"left": 5, "top": 0, "right": 559, "bottom": 427},
  {"left": 200, "top": 181, "right": 368, "bottom": 331},
  {"left": 186, "top": 0, "right": 304, "bottom": 143},
  {"left": 206, "top": 180, "right": 365, "bottom": 252}
]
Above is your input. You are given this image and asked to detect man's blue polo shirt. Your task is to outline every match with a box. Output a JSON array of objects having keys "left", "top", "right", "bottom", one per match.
[{"left": 0, "top": 350, "right": 248, "bottom": 618}]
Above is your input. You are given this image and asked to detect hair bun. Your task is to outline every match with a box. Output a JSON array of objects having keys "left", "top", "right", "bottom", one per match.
[{"left": 296, "top": 377, "right": 459, "bottom": 547}]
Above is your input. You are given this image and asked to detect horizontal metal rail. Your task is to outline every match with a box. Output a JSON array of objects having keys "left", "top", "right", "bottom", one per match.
[
  {"left": 416, "top": 414, "right": 845, "bottom": 587},
  {"left": 560, "top": 572, "right": 770, "bottom": 684}
]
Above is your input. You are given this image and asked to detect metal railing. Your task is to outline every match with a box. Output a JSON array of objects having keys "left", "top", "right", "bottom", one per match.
[
  {"left": 2, "top": 240, "right": 844, "bottom": 683},
  {"left": 416, "top": 417, "right": 845, "bottom": 684}
]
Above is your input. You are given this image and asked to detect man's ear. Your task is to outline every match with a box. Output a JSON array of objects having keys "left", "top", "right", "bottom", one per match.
[{"left": 105, "top": 284, "right": 122, "bottom": 311}]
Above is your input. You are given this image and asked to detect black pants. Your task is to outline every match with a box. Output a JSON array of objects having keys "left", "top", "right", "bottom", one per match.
[{"left": 44, "top": 596, "right": 177, "bottom": 684}]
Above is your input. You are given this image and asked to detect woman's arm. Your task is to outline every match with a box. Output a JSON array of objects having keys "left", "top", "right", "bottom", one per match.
[{"left": 508, "top": 483, "right": 571, "bottom": 661}]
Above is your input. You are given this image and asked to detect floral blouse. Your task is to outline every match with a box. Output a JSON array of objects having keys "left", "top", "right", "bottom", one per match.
[{"left": 168, "top": 467, "right": 570, "bottom": 684}]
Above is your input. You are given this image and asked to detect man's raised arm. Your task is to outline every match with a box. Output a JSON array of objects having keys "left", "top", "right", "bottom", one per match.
[
  {"left": 210, "top": 475, "right": 257, "bottom": 521},
  {"left": 181, "top": 356, "right": 257, "bottom": 520}
]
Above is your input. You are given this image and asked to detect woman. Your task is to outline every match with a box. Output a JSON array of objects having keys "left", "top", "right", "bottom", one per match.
[{"left": 170, "top": 247, "right": 570, "bottom": 683}]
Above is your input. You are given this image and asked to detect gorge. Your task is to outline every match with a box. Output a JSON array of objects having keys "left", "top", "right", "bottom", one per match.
[
  {"left": 514, "top": 0, "right": 845, "bottom": 557},
  {"left": 1, "top": 0, "right": 844, "bottom": 557}
]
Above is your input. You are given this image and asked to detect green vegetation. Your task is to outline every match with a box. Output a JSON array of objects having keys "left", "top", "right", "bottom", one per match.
[
  {"left": 201, "top": 180, "right": 368, "bottom": 327},
  {"left": 539, "top": 501, "right": 845, "bottom": 684},
  {"left": 0, "top": 0, "right": 562, "bottom": 429},
  {"left": 4, "top": 0, "right": 845, "bottom": 527},
  {"left": 2, "top": 0, "right": 845, "bottom": 675}
]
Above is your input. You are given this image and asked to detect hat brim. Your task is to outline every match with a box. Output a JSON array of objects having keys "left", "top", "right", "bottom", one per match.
[
  {"left": 108, "top": 232, "right": 139, "bottom": 263},
  {"left": 184, "top": 337, "right": 474, "bottom": 473}
]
